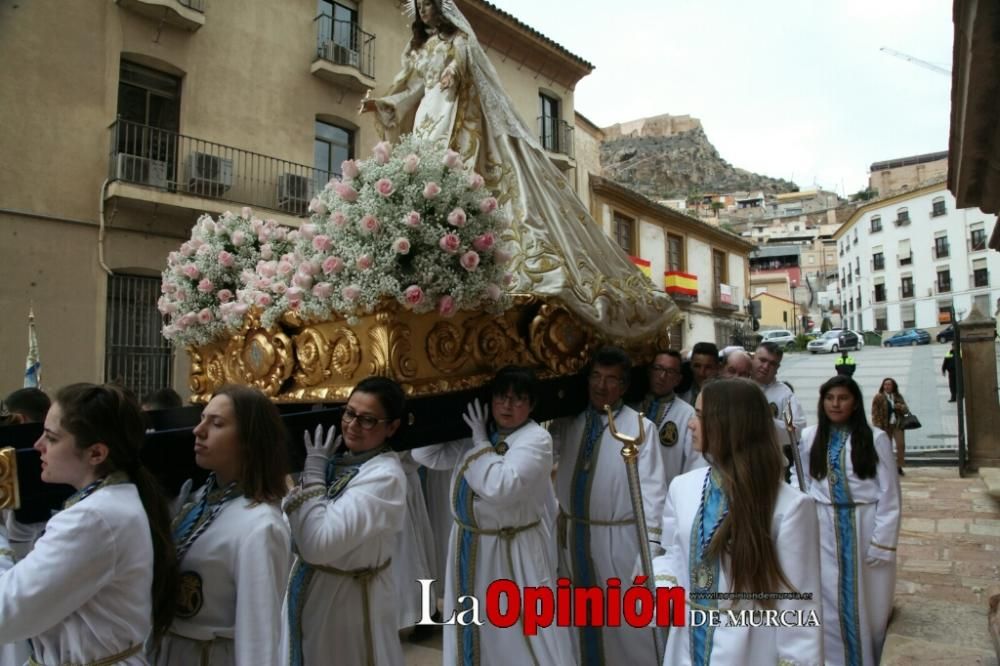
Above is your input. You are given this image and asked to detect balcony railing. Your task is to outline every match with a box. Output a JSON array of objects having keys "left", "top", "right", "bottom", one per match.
[
  {"left": 899, "top": 254, "right": 913, "bottom": 266},
  {"left": 895, "top": 212, "right": 910, "bottom": 226},
  {"left": 933, "top": 243, "right": 950, "bottom": 259},
  {"left": 936, "top": 279, "right": 952, "bottom": 294},
  {"left": 872, "top": 256, "right": 885, "bottom": 271},
  {"left": 537, "top": 116, "right": 575, "bottom": 158},
  {"left": 969, "top": 235, "right": 987, "bottom": 252},
  {"left": 314, "top": 15, "right": 376, "bottom": 79},
  {"left": 972, "top": 270, "right": 989, "bottom": 288},
  {"left": 109, "top": 118, "right": 324, "bottom": 216},
  {"left": 900, "top": 284, "right": 914, "bottom": 299},
  {"left": 713, "top": 283, "right": 739, "bottom": 311}
]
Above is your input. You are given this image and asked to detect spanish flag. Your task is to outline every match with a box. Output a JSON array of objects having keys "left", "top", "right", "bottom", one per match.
[
  {"left": 629, "top": 255, "right": 652, "bottom": 279},
  {"left": 664, "top": 271, "right": 698, "bottom": 297}
]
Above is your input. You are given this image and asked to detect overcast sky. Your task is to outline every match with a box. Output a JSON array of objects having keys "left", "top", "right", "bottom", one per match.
[{"left": 490, "top": 0, "right": 953, "bottom": 196}]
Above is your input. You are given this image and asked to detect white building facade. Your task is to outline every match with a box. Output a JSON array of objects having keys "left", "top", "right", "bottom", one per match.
[{"left": 834, "top": 183, "right": 999, "bottom": 332}]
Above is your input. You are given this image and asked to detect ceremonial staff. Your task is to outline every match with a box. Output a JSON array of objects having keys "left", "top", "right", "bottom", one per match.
[
  {"left": 782, "top": 403, "right": 807, "bottom": 492},
  {"left": 605, "top": 404, "right": 666, "bottom": 662}
]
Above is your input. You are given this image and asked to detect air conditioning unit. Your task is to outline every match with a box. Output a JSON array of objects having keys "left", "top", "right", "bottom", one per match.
[
  {"left": 114, "top": 153, "right": 168, "bottom": 188},
  {"left": 324, "top": 41, "right": 360, "bottom": 68},
  {"left": 277, "top": 173, "right": 312, "bottom": 215},
  {"left": 185, "top": 152, "right": 233, "bottom": 196}
]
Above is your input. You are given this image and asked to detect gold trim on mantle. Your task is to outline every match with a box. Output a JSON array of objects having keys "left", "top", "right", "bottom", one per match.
[
  {"left": 0, "top": 447, "right": 20, "bottom": 511},
  {"left": 188, "top": 296, "right": 675, "bottom": 403}
]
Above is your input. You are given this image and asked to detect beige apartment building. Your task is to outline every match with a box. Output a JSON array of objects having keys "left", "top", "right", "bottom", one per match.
[
  {"left": 869, "top": 151, "right": 948, "bottom": 198},
  {"left": 0, "top": 0, "right": 590, "bottom": 397}
]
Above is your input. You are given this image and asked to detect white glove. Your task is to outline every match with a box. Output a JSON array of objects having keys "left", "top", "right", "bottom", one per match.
[
  {"left": 303, "top": 424, "right": 340, "bottom": 486},
  {"left": 462, "top": 398, "right": 490, "bottom": 445},
  {"left": 865, "top": 544, "right": 895, "bottom": 567},
  {"left": 170, "top": 478, "right": 194, "bottom": 517}
]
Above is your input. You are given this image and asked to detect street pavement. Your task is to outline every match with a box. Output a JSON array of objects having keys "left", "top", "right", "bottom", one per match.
[{"left": 777, "top": 341, "right": 960, "bottom": 454}]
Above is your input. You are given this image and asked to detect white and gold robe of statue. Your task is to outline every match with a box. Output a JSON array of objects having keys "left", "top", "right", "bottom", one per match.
[
  {"left": 391, "top": 452, "right": 437, "bottom": 630},
  {"left": 550, "top": 405, "right": 667, "bottom": 666},
  {"left": 156, "top": 491, "right": 291, "bottom": 666},
  {"left": 653, "top": 466, "right": 824, "bottom": 665},
  {"left": 799, "top": 425, "right": 901, "bottom": 666},
  {"left": 282, "top": 451, "right": 406, "bottom": 666},
  {"left": 634, "top": 394, "right": 705, "bottom": 490},
  {"left": 0, "top": 483, "right": 153, "bottom": 666},
  {"left": 412, "top": 421, "right": 573, "bottom": 666}
]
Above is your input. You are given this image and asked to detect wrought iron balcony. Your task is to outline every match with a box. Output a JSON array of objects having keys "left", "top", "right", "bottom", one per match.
[
  {"left": 108, "top": 118, "right": 324, "bottom": 217},
  {"left": 312, "top": 15, "right": 376, "bottom": 90},
  {"left": 713, "top": 283, "right": 739, "bottom": 311},
  {"left": 537, "top": 116, "right": 575, "bottom": 159}
]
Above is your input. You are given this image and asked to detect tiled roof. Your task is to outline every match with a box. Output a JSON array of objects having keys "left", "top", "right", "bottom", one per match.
[{"left": 468, "top": 0, "right": 595, "bottom": 70}]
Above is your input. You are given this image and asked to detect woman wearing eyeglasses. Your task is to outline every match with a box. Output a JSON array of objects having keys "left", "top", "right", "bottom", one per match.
[
  {"left": 411, "top": 366, "right": 573, "bottom": 666},
  {"left": 282, "top": 377, "right": 408, "bottom": 666}
]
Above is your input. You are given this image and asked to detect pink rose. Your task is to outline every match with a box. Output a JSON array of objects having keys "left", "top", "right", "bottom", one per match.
[
  {"left": 197, "top": 308, "right": 213, "bottom": 324},
  {"left": 443, "top": 149, "right": 463, "bottom": 170},
  {"left": 231, "top": 230, "right": 247, "bottom": 247},
  {"left": 302, "top": 260, "right": 320, "bottom": 276},
  {"left": 403, "top": 211, "right": 422, "bottom": 227},
  {"left": 300, "top": 223, "right": 318, "bottom": 240},
  {"left": 182, "top": 264, "right": 200, "bottom": 279},
  {"left": 312, "top": 235, "right": 333, "bottom": 252},
  {"left": 342, "top": 285, "right": 361, "bottom": 301},
  {"left": 392, "top": 237, "right": 411, "bottom": 254},
  {"left": 197, "top": 278, "right": 214, "bottom": 294},
  {"left": 180, "top": 312, "right": 197, "bottom": 328},
  {"left": 251, "top": 218, "right": 264, "bottom": 233},
  {"left": 217, "top": 289, "right": 234, "bottom": 303},
  {"left": 486, "top": 283, "right": 503, "bottom": 300},
  {"left": 308, "top": 198, "right": 328, "bottom": 215},
  {"left": 468, "top": 173, "right": 485, "bottom": 190},
  {"left": 272, "top": 282, "right": 288, "bottom": 296},
  {"left": 479, "top": 197, "right": 498, "bottom": 214},
  {"left": 356, "top": 254, "right": 373, "bottom": 270},
  {"left": 218, "top": 250, "right": 235, "bottom": 268},
  {"left": 438, "top": 295, "right": 456, "bottom": 317},
  {"left": 373, "top": 141, "right": 392, "bottom": 164},
  {"left": 322, "top": 256, "right": 344, "bottom": 274},
  {"left": 359, "top": 214, "right": 380, "bottom": 234},
  {"left": 403, "top": 285, "right": 424, "bottom": 307},
  {"left": 472, "top": 233, "right": 495, "bottom": 252},
  {"left": 292, "top": 272, "right": 314, "bottom": 290},
  {"left": 423, "top": 182, "right": 441, "bottom": 199},
  {"left": 277, "top": 261, "right": 294, "bottom": 277},
  {"left": 232, "top": 303, "right": 249, "bottom": 317},
  {"left": 257, "top": 261, "right": 277, "bottom": 278},
  {"left": 260, "top": 244, "right": 274, "bottom": 260},
  {"left": 447, "top": 208, "right": 467, "bottom": 227},
  {"left": 460, "top": 250, "right": 481, "bottom": 272},
  {"left": 341, "top": 159, "right": 359, "bottom": 179},
  {"left": 312, "top": 282, "right": 333, "bottom": 299},
  {"left": 334, "top": 182, "right": 358, "bottom": 202},
  {"left": 329, "top": 211, "right": 348, "bottom": 228},
  {"left": 375, "top": 178, "right": 395, "bottom": 197},
  {"left": 241, "top": 207, "right": 253, "bottom": 219},
  {"left": 403, "top": 154, "right": 420, "bottom": 174},
  {"left": 287, "top": 286, "right": 305, "bottom": 303},
  {"left": 438, "top": 234, "right": 461, "bottom": 253}
]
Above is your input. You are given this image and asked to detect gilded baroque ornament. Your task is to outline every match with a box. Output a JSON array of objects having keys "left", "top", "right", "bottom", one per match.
[
  {"left": 0, "top": 447, "right": 19, "bottom": 511},
  {"left": 368, "top": 312, "right": 418, "bottom": 380}
]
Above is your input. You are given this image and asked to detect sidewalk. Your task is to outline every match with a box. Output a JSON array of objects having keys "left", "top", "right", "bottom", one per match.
[{"left": 882, "top": 467, "right": 1000, "bottom": 665}]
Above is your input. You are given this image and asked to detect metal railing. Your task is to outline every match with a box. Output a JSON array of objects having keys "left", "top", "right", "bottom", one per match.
[
  {"left": 972, "top": 270, "right": 989, "bottom": 288},
  {"left": 314, "top": 15, "right": 375, "bottom": 79},
  {"left": 105, "top": 273, "right": 173, "bottom": 399},
  {"left": 537, "top": 116, "right": 575, "bottom": 158},
  {"left": 872, "top": 256, "right": 885, "bottom": 271},
  {"left": 712, "top": 284, "right": 739, "bottom": 310},
  {"left": 936, "top": 279, "right": 952, "bottom": 293},
  {"left": 109, "top": 118, "right": 324, "bottom": 216},
  {"left": 969, "top": 235, "right": 987, "bottom": 252},
  {"left": 933, "top": 242, "right": 950, "bottom": 259}
]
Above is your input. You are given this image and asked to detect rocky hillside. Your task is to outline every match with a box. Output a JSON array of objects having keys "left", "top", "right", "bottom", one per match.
[{"left": 600, "top": 125, "right": 798, "bottom": 200}]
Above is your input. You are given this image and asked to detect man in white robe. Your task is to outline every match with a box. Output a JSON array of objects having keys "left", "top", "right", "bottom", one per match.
[
  {"left": 550, "top": 347, "right": 668, "bottom": 666},
  {"left": 633, "top": 350, "right": 704, "bottom": 491},
  {"left": 753, "top": 341, "right": 808, "bottom": 482}
]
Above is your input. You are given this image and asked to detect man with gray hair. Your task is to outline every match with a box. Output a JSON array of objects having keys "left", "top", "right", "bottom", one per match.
[{"left": 721, "top": 349, "right": 753, "bottom": 379}]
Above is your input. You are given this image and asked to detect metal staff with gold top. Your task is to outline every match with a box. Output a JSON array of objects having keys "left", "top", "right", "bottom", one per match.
[
  {"left": 604, "top": 404, "right": 666, "bottom": 661},
  {"left": 782, "top": 403, "right": 807, "bottom": 492}
]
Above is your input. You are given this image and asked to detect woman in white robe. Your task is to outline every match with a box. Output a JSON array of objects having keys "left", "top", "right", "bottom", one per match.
[
  {"left": 653, "top": 378, "right": 823, "bottom": 666},
  {"left": 0, "top": 383, "right": 179, "bottom": 665},
  {"left": 799, "top": 375, "right": 901, "bottom": 666},
  {"left": 155, "top": 385, "right": 291, "bottom": 666},
  {"left": 283, "top": 377, "right": 408, "bottom": 666},
  {"left": 361, "top": 0, "right": 677, "bottom": 343},
  {"left": 391, "top": 451, "right": 437, "bottom": 631},
  {"left": 411, "top": 366, "right": 573, "bottom": 666}
]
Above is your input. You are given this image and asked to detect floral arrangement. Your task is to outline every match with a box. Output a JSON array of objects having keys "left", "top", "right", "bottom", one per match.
[
  {"left": 242, "top": 135, "right": 512, "bottom": 327},
  {"left": 158, "top": 210, "right": 293, "bottom": 346}
]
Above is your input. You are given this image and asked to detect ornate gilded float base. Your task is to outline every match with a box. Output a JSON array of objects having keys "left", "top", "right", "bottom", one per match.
[
  {"left": 188, "top": 296, "right": 674, "bottom": 403},
  {"left": 0, "top": 447, "right": 19, "bottom": 511}
]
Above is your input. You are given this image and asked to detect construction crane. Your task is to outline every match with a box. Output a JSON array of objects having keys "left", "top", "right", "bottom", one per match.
[{"left": 880, "top": 47, "right": 951, "bottom": 76}]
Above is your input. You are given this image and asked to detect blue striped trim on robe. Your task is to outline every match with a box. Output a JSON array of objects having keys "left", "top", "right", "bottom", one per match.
[{"left": 828, "top": 428, "right": 863, "bottom": 666}]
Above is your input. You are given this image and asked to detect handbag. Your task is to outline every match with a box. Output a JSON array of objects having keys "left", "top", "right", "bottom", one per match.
[{"left": 899, "top": 412, "right": 922, "bottom": 430}]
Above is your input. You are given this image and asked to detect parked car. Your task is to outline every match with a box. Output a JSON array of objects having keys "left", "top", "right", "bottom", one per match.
[
  {"left": 807, "top": 329, "right": 860, "bottom": 354},
  {"left": 883, "top": 329, "right": 932, "bottom": 347},
  {"left": 850, "top": 330, "right": 865, "bottom": 351},
  {"left": 759, "top": 329, "right": 796, "bottom": 349},
  {"left": 937, "top": 325, "right": 954, "bottom": 343}
]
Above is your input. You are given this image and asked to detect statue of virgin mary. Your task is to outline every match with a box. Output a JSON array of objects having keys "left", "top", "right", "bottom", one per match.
[{"left": 362, "top": 0, "right": 678, "bottom": 342}]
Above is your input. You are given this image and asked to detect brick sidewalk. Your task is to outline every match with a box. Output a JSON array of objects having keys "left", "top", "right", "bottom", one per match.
[{"left": 883, "top": 467, "right": 1000, "bottom": 665}]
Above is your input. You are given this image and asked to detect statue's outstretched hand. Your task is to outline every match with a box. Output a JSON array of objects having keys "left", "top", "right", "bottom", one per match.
[{"left": 359, "top": 89, "right": 376, "bottom": 114}]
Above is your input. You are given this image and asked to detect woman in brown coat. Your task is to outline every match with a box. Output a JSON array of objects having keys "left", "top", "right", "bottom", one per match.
[{"left": 871, "top": 377, "right": 908, "bottom": 475}]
